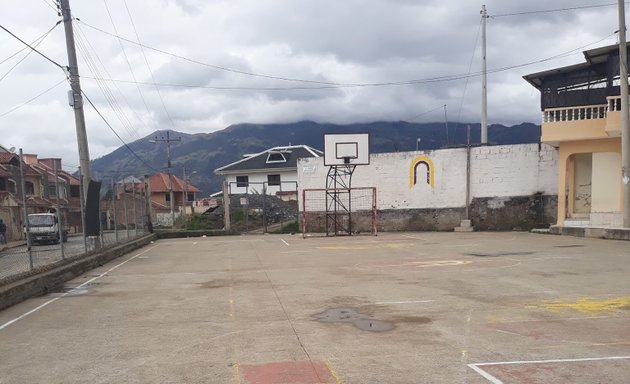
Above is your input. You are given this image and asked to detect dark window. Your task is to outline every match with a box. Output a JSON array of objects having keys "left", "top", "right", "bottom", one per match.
[
  {"left": 267, "top": 174, "right": 281, "bottom": 186},
  {"left": 25, "top": 181, "right": 35, "bottom": 195},
  {"left": 0, "top": 178, "right": 6, "bottom": 191},
  {"left": 48, "top": 184, "right": 56, "bottom": 197},
  {"left": 187, "top": 193, "right": 194, "bottom": 202},
  {"left": 236, "top": 176, "right": 248, "bottom": 188},
  {"left": 8, "top": 179, "right": 16, "bottom": 194},
  {"left": 165, "top": 193, "right": 171, "bottom": 202},
  {"left": 70, "top": 185, "right": 80, "bottom": 198},
  {"left": 266, "top": 152, "right": 286, "bottom": 163}
]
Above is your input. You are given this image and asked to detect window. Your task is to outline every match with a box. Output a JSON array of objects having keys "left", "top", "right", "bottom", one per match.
[
  {"left": 266, "top": 152, "right": 286, "bottom": 163},
  {"left": 267, "top": 174, "right": 281, "bottom": 186},
  {"left": 165, "top": 193, "right": 171, "bottom": 202},
  {"left": 187, "top": 193, "right": 194, "bottom": 202},
  {"left": 0, "top": 178, "right": 6, "bottom": 191},
  {"left": 70, "top": 185, "right": 80, "bottom": 198},
  {"left": 25, "top": 181, "right": 35, "bottom": 195},
  {"left": 236, "top": 176, "right": 249, "bottom": 188},
  {"left": 48, "top": 184, "right": 57, "bottom": 198},
  {"left": 8, "top": 179, "right": 16, "bottom": 194}
]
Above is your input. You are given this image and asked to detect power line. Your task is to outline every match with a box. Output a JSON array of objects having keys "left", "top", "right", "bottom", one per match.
[
  {"left": 81, "top": 89, "right": 158, "bottom": 173},
  {"left": 77, "top": 31, "right": 616, "bottom": 93},
  {"left": 492, "top": 2, "right": 621, "bottom": 18},
  {"left": 0, "top": 78, "right": 67, "bottom": 118},
  {"left": 0, "top": 22, "right": 65, "bottom": 71},
  {"left": 407, "top": 104, "right": 445, "bottom": 121},
  {"left": 0, "top": 22, "right": 61, "bottom": 83}
]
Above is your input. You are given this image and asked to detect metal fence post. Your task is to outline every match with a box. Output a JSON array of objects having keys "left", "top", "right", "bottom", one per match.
[
  {"left": 123, "top": 178, "right": 129, "bottom": 240},
  {"left": 112, "top": 178, "right": 118, "bottom": 243},
  {"left": 132, "top": 180, "right": 138, "bottom": 238},
  {"left": 54, "top": 162, "right": 65, "bottom": 260},
  {"left": 18, "top": 149, "right": 33, "bottom": 270}
]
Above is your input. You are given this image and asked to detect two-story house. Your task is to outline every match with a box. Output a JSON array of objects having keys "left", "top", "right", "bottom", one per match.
[
  {"left": 215, "top": 145, "right": 323, "bottom": 199},
  {"left": 524, "top": 43, "right": 625, "bottom": 227}
]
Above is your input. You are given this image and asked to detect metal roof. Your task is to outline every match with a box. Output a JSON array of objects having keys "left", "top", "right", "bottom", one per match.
[{"left": 215, "top": 145, "right": 322, "bottom": 174}]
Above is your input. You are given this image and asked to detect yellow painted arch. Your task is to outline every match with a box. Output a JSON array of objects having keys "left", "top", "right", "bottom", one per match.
[{"left": 409, "top": 156, "right": 434, "bottom": 189}]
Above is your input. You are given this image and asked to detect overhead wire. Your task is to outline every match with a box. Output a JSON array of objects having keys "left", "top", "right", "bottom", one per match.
[
  {"left": 0, "top": 21, "right": 61, "bottom": 83},
  {"left": 104, "top": 0, "right": 153, "bottom": 130},
  {"left": 74, "top": 26, "right": 141, "bottom": 142},
  {"left": 455, "top": 16, "right": 482, "bottom": 133},
  {"left": 81, "top": 89, "right": 158, "bottom": 173},
  {"left": 0, "top": 78, "right": 67, "bottom": 118},
  {"left": 492, "top": 2, "right": 622, "bottom": 18},
  {"left": 74, "top": 21, "right": 148, "bottom": 141},
  {"left": 118, "top": 6, "right": 177, "bottom": 130},
  {"left": 0, "top": 22, "right": 65, "bottom": 71}
]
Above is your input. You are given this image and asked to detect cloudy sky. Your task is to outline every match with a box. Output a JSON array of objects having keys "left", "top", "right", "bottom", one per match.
[{"left": 0, "top": 0, "right": 624, "bottom": 170}]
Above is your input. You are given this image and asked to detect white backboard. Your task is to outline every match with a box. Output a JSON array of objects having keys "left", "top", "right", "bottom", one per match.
[{"left": 324, "top": 133, "right": 370, "bottom": 166}]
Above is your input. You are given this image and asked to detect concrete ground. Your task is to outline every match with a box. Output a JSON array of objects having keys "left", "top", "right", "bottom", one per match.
[{"left": 0, "top": 232, "right": 629, "bottom": 384}]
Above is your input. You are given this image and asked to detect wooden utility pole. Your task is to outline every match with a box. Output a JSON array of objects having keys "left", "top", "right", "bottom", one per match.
[{"left": 59, "top": 0, "right": 91, "bottom": 198}]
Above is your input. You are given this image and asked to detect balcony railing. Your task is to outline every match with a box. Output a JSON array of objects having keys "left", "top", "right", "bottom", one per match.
[{"left": 542, "top": 96, "right": 622, "bottom": 124}]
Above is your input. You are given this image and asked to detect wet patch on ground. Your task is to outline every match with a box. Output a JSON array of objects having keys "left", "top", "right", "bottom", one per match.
[
  {"left": 314, "top": 307, "right": 395, "bottom": 332},
  {"left": 553, "top": 244, "right": 584, "bottom": 248},
  {"left": 49, "top": 282, "right": 101, "bottom": 297}
]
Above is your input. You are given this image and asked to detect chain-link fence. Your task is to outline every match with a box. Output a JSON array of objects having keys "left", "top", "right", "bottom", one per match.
[
  {"left": 226, "top": 181, "right": 299, "bottom": 233},
  {"left": 0, "top": 172, "right": 149, "bottom": 286}
]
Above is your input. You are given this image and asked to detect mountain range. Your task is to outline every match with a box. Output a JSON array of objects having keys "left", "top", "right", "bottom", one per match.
[{"left": 90, "top": 121, "right": 541, "bottom": 196}]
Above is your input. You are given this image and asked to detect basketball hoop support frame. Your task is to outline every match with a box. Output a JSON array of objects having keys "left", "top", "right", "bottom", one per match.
[{"left": 325, "top": 164, "right": 356, "bottom": 236}]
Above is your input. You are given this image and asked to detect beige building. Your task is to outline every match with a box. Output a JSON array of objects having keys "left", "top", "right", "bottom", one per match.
[{"left": 525, "top": 44, "right": 624, "bottom": 227}]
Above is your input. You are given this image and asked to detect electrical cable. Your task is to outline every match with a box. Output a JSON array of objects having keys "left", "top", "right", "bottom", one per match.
[
  {"left": 0, "top": 78, "right": 67, "bottom": 118},
  {"left": 0, "top": 22, "right": 65, "bottom": 71},
  {"left": 492, "top": 2, "right": 622, "bottom": 18},
  {"left": 407, "top": 104, "right": 445, "bottom": 121},
  {"left": 81, "top": 89, "right": 158, "bottom": 173},
  {"left": 0, "top": 22, "right": 61, "bottom": 83}
]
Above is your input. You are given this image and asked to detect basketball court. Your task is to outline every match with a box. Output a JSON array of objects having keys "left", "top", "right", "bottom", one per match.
[{"left": 1, "top": 232, "right": 629, "bottom": 383}]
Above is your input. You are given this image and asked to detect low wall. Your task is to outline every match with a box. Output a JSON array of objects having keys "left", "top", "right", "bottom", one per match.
[
  {"left": 303, "top": 194, "right": 557, "bottom": 233},
  {"left": 0, "top": 234, "right": 156, "bottom": 311}
]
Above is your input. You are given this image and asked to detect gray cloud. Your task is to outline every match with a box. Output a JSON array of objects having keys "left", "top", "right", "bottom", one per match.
[{"left": 0, "top": 0, "right": 625, "bottom": 169}]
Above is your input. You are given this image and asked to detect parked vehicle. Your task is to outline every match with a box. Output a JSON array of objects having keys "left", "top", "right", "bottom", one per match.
[{"left": 25, "top": 213, "right": 68, "bottom": 245}]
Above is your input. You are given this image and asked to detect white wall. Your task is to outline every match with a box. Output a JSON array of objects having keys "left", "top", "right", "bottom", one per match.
[
  {"left": 224, "top": 170, "right": 298, "bottom": 195},
  {"left": 298, "top": 144, "right": 557, "bottom": 210},
  {"left": 591, "top": 152, "right": 621, "bottom": 212}
]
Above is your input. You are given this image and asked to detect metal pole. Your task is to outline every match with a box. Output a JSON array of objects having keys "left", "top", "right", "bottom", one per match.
[
  {"left": 480, "top": 4, "right": 488, "bottom": 144},
  {"left": 54, "top": 162, "right": 65, "bottom": 259},
  {"left": 18, "top": 149, "right": 33, "bottom": 270},
  {"left": 444, "top": 104, "right": 450, "bottom": 146},
  {"left": 78, "top": 166, "right": 87, "bottom": 254},
  {"left": 60, "top": 0, "right": 91, "bottom": 198},
  {"left": 123, "top": 179, "right": 129, "bottom": 240},
  {"left": 140, "top": 176, "right": 146, "bottom": 235},
  {"left": 183, "top": 166, "right": 188, "bottom": 219},
  {"left": 144, "top": 174, "right": 152, "bottom": 233},
  {"left": 618, "top": 0, "right": 630, "bottom": 227},
  {"left": 112, "top": 178, "right": 118, "bottom": 243},
  {"left": 166, "top": 131, "right": 175, "bottom": 229},
  {"left": 262, "top": 183, "right": 267, "bottom": 233},
  {"left": 133, "top": 179, "right": 138, "bottom": 237},
  {"left": 466, "top": 125, "right": 471, "bottom": 220}
]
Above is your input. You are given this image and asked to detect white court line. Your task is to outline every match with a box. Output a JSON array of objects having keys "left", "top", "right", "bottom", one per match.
[
  {"left": 374, "top": 300, "right": 434, "bottom": 305},
  {"left": 281, "top": 239, "right": 290, "bottom": 246},
  {"left": 0, "top": 244, "right": 160, "bottom": 331},
  {"left": 468, "top": 364, "right": 503, "bottom": 384},
  {"left": 468, "top": 355, "right": 630, "bottom": 384}
]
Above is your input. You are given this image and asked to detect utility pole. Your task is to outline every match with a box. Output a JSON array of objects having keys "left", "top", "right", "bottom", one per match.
[
  {"left": 59, "top": 0, "right": 91, "bottom": 197},
  {"left": 18, "top": 149, "right": 33, "bottom": 270},
  {"left": 619, "top": 0, "right": 630, "bottom": 228},
  {"left": 150, "top": 131, "right": 180, "bottom": 228},
  {"left": 183, "top": 166, "right": 188, "bottom": 217},
  {"left": 480, "top": 4, "right": 489, "bottom": 144}
]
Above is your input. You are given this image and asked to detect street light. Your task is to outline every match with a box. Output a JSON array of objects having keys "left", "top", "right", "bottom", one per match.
[{"left": 416, "top": 138, "right": 422, "bottom": 151}]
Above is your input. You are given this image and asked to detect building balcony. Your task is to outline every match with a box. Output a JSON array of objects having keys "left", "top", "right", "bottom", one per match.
[{"left": 541, "top": 96, "right": 622, "bottom": 145}]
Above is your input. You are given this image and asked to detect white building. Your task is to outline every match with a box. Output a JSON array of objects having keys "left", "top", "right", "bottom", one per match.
[{"left": 215, "top": 145, "right": 322, "bottom": 198}]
